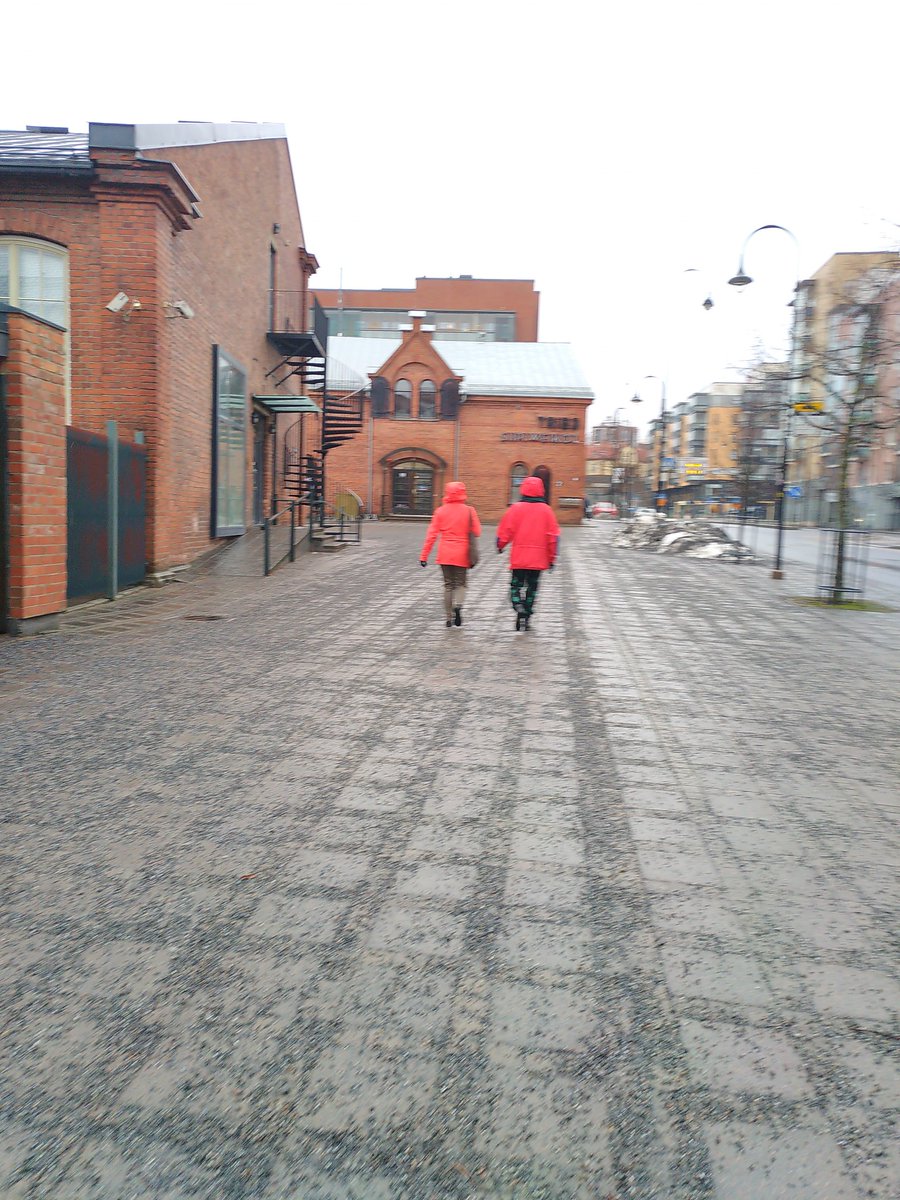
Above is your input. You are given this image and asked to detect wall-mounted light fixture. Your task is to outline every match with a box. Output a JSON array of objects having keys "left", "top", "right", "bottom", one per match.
[
  {"left": 163, "top": 300, "right": 195, "bottom": 319},
  {"left": 106, "top": 292, "right": 141, "bottom": 320}
]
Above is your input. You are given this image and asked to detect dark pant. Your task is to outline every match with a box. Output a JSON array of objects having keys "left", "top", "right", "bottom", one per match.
[
  {"left": 440, "top": 565, "right": 468, "bottom": 619},
  {"left": 510, "top": 568, "right": 541, "bottom": 615}
]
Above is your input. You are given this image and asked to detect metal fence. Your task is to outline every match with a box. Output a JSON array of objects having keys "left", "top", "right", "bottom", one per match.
[{"left": 815, "top": 528, "right": 871, "bottom": 603}]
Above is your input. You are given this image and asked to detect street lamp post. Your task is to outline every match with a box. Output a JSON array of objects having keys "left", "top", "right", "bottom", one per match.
[
  {"left": 728, "top": 224, "right": 801, "bottom": 579},
  {"left": 610, "top": 406, "right": 624, "bottom": 511},
  {"left": 632, "top": 376, "right": 667, "bottom": 515}
]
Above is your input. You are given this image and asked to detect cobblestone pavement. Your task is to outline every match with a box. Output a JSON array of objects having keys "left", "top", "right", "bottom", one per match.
[{"left": 2, "top": 521, "right": 898, "bottom": 1200}]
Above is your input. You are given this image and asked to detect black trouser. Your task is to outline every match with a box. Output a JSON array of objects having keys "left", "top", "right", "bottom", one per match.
[
  {"left": 510, "top": 568, "right": 541, "bottom": 615},
  {"left": 440, "top": 565, "right": 467, "bottom": 619}
]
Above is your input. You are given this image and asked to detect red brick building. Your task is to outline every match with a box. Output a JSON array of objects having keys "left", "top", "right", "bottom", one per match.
[
  {"left": 324, "top": 313, "right": 593, "bottom": 524},
  {"left": 1, "top": 121, "right": 323, "bottom": 631}
]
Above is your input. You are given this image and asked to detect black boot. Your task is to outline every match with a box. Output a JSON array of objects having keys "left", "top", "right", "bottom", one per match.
[
  {"left": 515, "top": 612, "right": 522, "bottom": 631},
  {"left": 453, "top": 607, "right": 462, "bottom": 627}
]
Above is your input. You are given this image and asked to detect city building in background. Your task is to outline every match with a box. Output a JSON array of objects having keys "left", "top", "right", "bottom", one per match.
[
  {"left": 585, "top": 417, "right": 641, "bottom": 510},
  {"left": 788, "top": 252, "right": 900, "bottom": 529},
  {"left": 311, "top": 277, "right": 540, "bottom": 342}
]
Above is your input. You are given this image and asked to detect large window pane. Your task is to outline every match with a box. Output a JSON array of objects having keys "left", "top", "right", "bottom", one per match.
[
  {"left": 419, "top": 380, "right": 436, "bottom": 420},
  {"left": 213, "top": 347, "right": 247, "bottom": 537},
  {"left": 0, "top": 245, "right": 8, "bottom": 301},
  {"left": 394, "top": 379, "right": 411, "bottom": 419},
  {"left": 18, "top": 247, "right": 42, "bottom": 308},
  {"left": 42, "top": 251, "right": 65, "bottom": 294}
]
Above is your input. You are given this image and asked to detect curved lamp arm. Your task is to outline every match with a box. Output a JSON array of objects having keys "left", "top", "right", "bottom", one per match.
[{"left": 729, "top": 224, "right": 800, "bottom": 289}]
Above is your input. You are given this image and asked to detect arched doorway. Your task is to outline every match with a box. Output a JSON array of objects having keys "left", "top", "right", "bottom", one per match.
[
  {"left": 391, "top": 459, "right": 434, "bottom": 516},
  {"left": 533, "top": 464, "right": 552, "bottom": 502}
]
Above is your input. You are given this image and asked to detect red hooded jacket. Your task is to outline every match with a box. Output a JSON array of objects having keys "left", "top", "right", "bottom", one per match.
[
  {"left": 496, "top": 476, "right": 560, "bottom": 570},
  {"left": 421, "top": 481, "right": 482, "bottom": 567}
]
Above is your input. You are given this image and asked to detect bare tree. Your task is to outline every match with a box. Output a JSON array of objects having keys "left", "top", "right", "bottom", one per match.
[
  {"left": 794, "top": 264, "right": 900, "bottom": 601},
  {"left": 734, "top": 362, "right": 789, "bottom": 519}
]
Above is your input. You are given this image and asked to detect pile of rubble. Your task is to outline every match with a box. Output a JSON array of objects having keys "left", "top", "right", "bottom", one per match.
[{"left": 612, "top": 513, "right": 755, "bottom": 561}]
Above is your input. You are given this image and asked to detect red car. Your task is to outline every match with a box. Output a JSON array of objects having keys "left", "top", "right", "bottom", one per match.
[{"left": 591, "top": 502, "right": 619, "bottom": 518}]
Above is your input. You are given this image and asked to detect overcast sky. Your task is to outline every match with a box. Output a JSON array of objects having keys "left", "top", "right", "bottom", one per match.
[{"left": 5, "top": 0, "right": 898, "bottom": 433}]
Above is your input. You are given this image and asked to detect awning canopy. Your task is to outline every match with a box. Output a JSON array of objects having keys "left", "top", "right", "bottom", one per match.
[{"left": 253, "top": 395, "right": 321, "bottom": 415}]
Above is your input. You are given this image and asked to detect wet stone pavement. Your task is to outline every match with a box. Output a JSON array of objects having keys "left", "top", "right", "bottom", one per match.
[{"left": 1, "top": 521, "right": 898, "bottom": 1200}]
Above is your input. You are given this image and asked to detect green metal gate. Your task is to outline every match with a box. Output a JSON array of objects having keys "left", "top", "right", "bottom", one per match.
[{"left": 66, "top": 423, "right": 146, "bottom": 603}]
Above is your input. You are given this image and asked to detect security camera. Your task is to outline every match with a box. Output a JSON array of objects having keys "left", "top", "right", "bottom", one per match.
[
  {"left": 106, "top": 291, "right": 130, "bottom": 313},
  {"left": 173, "top": 300, "right": 194, "bottom": 319}
]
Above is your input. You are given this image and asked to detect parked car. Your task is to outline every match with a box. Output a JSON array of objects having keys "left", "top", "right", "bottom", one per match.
[
  {"left": 633, "top": 507, "right": 657, "bottom": 518},
  {"left": 591, "top": 502, "right": 619, "bottom": 518}
]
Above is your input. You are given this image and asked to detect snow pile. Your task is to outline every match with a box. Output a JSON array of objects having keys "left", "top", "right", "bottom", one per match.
[{"left": 612, "top": 516, "right": 754, "bottom": 561}]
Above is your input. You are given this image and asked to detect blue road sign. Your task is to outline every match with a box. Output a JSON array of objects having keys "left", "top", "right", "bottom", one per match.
[
  {"left": 662, "top": 457, "right": 676, "bottom": 468},
  {"left": 785, "top": 485, "right": 803, "bottom": 498}
]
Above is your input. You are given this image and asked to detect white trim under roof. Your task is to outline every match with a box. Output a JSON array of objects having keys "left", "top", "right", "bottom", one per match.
[{"left": 134, "top": 122, "right": 287, "bottom": 149}]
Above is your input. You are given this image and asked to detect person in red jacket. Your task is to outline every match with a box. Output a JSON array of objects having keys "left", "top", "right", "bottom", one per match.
[
  {"left": 496, "top": 476, "right": 560, "bottom": 631},
  {"left": 420, "top": 481, "right": 482, "bottom": 627}
]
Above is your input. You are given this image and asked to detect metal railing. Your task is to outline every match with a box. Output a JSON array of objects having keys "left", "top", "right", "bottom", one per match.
[
  {"left": 263, "top": 500, "right": 298, "bottom": 576},
  {"left": 307, "top": 478, "right": 363, "bottom": 548}
]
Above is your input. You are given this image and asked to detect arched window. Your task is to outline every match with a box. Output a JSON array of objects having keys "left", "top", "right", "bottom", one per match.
[
  {"left": 1, "top": 236, "right": 70, "bottom": 418},
  {"left": 394, "top": 379, "right": 412, "bottom": 419},
  {"left": 0, "top": 237, "right": 68, "bottom": 327},
  {"left": 418, "top": 380, "right": 436, "bottom": 420},
  {"left": 509, "top": 462, "right": 529, "bottom": 504}
]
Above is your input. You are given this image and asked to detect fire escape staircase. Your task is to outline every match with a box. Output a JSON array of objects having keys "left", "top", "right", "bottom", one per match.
[{"left": 264, "top": 296, "right": 366, "bottom": 548}]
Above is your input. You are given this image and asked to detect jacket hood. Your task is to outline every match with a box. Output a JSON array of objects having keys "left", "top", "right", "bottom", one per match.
[
  {"left": 519, "top": 476, "right": 545, "bottom": 498},
  {"left": 444, "top": 481, "right": 468, "bottom": 503}
]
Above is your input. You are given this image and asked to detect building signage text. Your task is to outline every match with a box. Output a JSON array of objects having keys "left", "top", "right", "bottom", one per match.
[{"left": 537, "top": 417, "right": 579, "bottom": 430}]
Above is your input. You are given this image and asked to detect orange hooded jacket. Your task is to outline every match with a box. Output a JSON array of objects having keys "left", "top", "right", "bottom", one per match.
[
  {"left": 420, "top": 481, "right": 482, "bottom": 568},
  {"left": 496, "top": 476, "right": 560, "bottom": 570}
]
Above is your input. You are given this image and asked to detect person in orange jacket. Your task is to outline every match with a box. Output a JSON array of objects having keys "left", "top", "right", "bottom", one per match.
[
  {"left": 496, "top": 475, "right": 560, "bottom": 631},
  {"left": 420, "top": 481, "right": 482, "bottom": 627}
]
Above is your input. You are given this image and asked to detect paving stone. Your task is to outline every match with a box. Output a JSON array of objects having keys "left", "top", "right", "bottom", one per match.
[
  {"left": 703, "top": 1119, "right": 864, "bottom": 1200},
  {"left": 660, "top": 945, "right": 774, "bottom": 1007},
  {"left": 680, "top": 1019, "right": 812, "bottom": 1098},
  {"left": 2, "top": 521, "right": 898, "bottom": 1199}
]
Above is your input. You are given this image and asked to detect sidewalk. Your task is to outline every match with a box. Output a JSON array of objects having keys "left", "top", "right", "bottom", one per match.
[{"left": 1, "top": 522, "right": 898, "bottom": 1199}]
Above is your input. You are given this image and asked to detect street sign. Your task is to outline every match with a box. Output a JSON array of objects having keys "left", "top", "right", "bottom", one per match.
[
  {"left": 794, "top": 400, "right": 824, "bottom": 413},
  {"left": 662, "top": 457, "right": 676, "bottom": 468},
  {"left": 785, "top": 485, "right": 803, "bottom": 498}
]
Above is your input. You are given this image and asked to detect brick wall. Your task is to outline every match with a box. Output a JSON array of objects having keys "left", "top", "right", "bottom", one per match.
[
  {"left": 329, "top": 396, "right": 588, "bottom": 525},
  {"left": 1, "top": 310, "right": 67, "bottom": 630},
  {"left": 149, "top": 137, "right": 311, "bottom": 569},
  {"left": 2, "top": 135, "right": 316, "bottom": 573}
]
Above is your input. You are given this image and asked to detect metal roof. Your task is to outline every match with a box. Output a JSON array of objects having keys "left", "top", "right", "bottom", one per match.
[
  {"left": 326, "top": 337, "right": 594, "bottom": 400},
  {"left": 253, "top": 395, "right": 321, "bottom": 415},
  {"left": 0, "top": 130, "right": 91, "bottom": 172}
]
